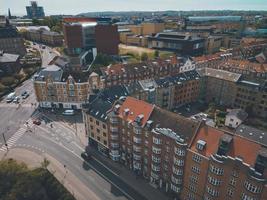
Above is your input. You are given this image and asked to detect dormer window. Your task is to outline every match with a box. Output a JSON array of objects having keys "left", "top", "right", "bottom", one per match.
[{"left": 196, "top": 140, "right": 206, "bottom": 151}]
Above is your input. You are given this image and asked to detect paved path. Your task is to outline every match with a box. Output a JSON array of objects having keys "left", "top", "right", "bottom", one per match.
[{"left": 0, "top": 148, "right": 100, "bottom": 200}]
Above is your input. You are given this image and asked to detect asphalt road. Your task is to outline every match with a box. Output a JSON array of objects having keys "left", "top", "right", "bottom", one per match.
[
  {"left": 13, "top": 112, "right": 147, "bottom": 200},
  {"left": 32, "top": 43, "right": 58, "bottom": 67},
  {"left": 0, "top": 44, "right": 154, "bottom": 200},
  {"left": 0, "top": 79, "right": 36, "bottom": 145}
]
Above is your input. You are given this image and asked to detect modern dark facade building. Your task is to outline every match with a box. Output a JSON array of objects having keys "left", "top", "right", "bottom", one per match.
[
  {"left": 26, "top": 1, "right": 45, "bottom": 19},
  {"left": 148, "top": 33, "right": 204, "bottom": 56},
  {"left": 63, "top": 17, "right": 119, "bottom": 56}
]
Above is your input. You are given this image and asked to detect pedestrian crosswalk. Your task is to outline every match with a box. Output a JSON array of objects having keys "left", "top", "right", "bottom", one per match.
[
  {"left": 0, "top": 127, "right": 26, "bottom": 152},
  {"left": 0, "top": 111, "right": 43, "bottom": 152}
]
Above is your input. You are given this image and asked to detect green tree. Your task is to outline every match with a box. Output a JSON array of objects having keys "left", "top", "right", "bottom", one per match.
[
  {"left": 141, "top": 52, "right": 148, "bottom": 61},
  {"left": 1, "top": 76, "right": 16, "bottom": 86},
  {"left": 41, "top": 158, "right": 50, "bottom": 170},
  {"left": 154, "top": 50, "right": 159, "bottom": 58}
]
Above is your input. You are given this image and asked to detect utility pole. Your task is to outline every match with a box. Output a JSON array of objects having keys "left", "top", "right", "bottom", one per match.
[{"left": 2, "top": 133, "right": 8, "bottom": 151}]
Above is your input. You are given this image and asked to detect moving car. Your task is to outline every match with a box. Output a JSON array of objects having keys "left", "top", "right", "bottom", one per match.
[
  {"left": 62, "top": 109, "right": 75, "bottom": 116},
  {"left": 32, "top": 119, "right": 41, "bottom": 125},
  {"left": 81, "top": 152, "right": 91, "bottom": 161}
]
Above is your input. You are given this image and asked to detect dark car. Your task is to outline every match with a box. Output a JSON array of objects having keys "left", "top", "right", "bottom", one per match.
[
  {"left": 32, "top": 119, "right": 41, "bottom": 125},
  {"left": 21, "top": 91, "right": 29, "bottom": 99},
  {"left": 81, "top": 152, "right": 91, "bottom": 161}
]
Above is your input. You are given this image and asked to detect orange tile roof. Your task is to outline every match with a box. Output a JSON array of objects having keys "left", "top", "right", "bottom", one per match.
[
  {"left": 118, "top": 97, "right": 154, "bottom": 127},
  {"left": 190, "top": 125, "right": 263, "bottom": 166},
  {"left": 223, "top": 59, "right": 267, "bottom": 73},
  {"left": 228, "top": 136, "right": 262, "bottom": 166},
  {"left": 191, "top": 126, "right": 224, "bottom": 157}
]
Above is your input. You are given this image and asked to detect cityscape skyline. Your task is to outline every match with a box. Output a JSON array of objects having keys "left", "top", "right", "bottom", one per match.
[{"left": 1, "top": 0, "right": 267, "bottom": 16}]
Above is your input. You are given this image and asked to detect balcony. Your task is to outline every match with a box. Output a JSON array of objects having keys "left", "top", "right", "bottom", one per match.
[
  {"left": 152, "top": 156, "right": 161, "bottom": 163},
  {"left": 171, "top": 175, "right": 182, "bottom": 185},
  {"left": 152, "top": 146, "right": 161, "bottom": 154},
  {"left": 173, "top": 157, "right": 184, "bottom": 166},
  {"left": 173, "top": 166, "right": 183, "bottom": 176},
  {"left": 110, "top": 117, "right": 118, "bottom": 124},
  {"left": 110, "top": 134, "right": 119, "bottom": 140},
  {"left": 133, "top": 136, "right": 142, "bottom": 144},
  {"left": 110, "top": 126, "right": 118, "bottom": 133},
  {"left": 151, "top": 163, "right": 161, "bottom": 172},
  {"left": 133, "top": 153, "right": 141, "bottom": 161},
  {"left": 174, "top": 147, "right": 185, "bottom": 157},
  {"left": 151, "top": 171, "right": 159, "bottom": 180},
  {"left": 110, "top": 142, "right": 119, "bottom": 149},
  {"left": 109, "top": 150, "right": 120, "bottom": 156},
  {"left": 133, "top": 127, "right": 142, "bottom": 135},
  {"left": 133, "top": 145, "right": 142, "bottom": 153}
]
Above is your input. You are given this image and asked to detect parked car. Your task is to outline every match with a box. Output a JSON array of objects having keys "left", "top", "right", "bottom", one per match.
[
  {"left": 81, "top": 152, "right": 91, "bottom": 161},
  {"left": 13, "top": 96, "right": 20, "bottom": 104},
  {"left": 21, "top": 91, "right": 29, "bottom": 99},
  {"left": 33, "top": 119, "right": 41, "bottom": 125},
  {"left": 62, "top": 110, "right": 75, "bottom": 116},
  {"left": 6, "top": 92, "right": 16, "bottom": 103}
]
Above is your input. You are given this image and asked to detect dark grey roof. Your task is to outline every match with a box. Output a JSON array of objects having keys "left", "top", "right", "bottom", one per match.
[
  {"left": 35, "top": 65, "right": 63, "bottom": 82},
  {"left": 149, "top": 106, "right": 200, "bottom": 143},
  {"left": 149, "top": 32, "right": 203, "bottom": 42},
  {"left": 85, "top": 85, "right": 129, "bottom": 122},
  {"left": 125, "top": 81, "right": 143, "bottom": 95},
  {"left": 0, "top": 52, "right": 19, "bottom": 63},
  {"left": 155, "top": 70, "right": 200, "bottom": 88},
  {"left": 0, "top": 26, "right": 19, "bottom": 38},
  {"left": 227, "top": 109, "right": 248, "bottom": 121},
  {"left": 236, "top": 124, "right": 267, "bottom": 147},
  {"left": 197, "top": 68, "right": 241, "bottom": 82}
]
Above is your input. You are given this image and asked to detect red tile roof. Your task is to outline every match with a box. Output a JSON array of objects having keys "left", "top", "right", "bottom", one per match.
[
  {"left": 190, "top": 125, "right": 263, "bottom": 166},
  {"left": 118, "top": 97, "right": 154, "bottom": 127}
]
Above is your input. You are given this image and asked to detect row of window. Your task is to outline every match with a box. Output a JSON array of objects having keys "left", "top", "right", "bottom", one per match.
[{"left": 209, "top": 164, "right": 224, "bottom": 175}]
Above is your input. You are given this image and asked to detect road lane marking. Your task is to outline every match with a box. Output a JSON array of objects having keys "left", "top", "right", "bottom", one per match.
[{"left": 34, "top": 126, "right": 135, "bottom": 200}]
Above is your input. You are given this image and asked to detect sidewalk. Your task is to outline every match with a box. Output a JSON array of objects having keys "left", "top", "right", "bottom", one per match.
[
  {"left": 90, "top": 148, "right": 170, "bottom": 200},
  {"left": 0, "top": 148, "right": 100, "bottom": 200}
]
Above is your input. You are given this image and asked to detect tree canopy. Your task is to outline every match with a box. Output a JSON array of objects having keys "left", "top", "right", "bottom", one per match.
[{"left": 0, "top": 159, "right": 75, "bottom": 200}]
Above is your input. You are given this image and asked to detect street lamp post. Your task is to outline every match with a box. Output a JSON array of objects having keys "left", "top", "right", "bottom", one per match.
[{"left": 2, "top": 133, "right": 8, "bottom": 151}]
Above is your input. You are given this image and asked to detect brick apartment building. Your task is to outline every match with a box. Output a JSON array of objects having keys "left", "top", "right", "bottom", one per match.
[
  {"left": 197, "top": 67, "right": 241, "bottom": 106},
  {"left": 126, "top": 70, "right": 201, "bottom": 110},
  {"left": 234, "top": 79, "right": 267, "bottom": 118},
  {"left": 83, "top": 85, "right": 129, "bottom": 155},
  {"left": 100, "top": 57, "right": 184, "bottom": 87},
  {"left": 33, "top": 66, "right": 103, "bottom": 109},
  {"left": 84, "top": 96, "right": 267, "bottom": 200},
  {"left": 25, "top": 28, "right": 63, "bottom": 46},
  {"left": 0, "top": 19, "right": 26, "bottom": 56},
  {"left": 106, "top": 97, "right": 201, "bottom": 196},
  {"left": 181, "top": 125, "right": 267, "bottom": 200}
]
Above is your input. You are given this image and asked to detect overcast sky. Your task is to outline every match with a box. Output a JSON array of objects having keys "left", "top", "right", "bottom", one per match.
[{"left": 1, "top": 0, "right": 267, "bottom": 16}]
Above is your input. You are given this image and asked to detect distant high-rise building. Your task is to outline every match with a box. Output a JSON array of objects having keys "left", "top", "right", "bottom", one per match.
[
  {"left": 8, "top": 8, "right": 12, "bottom": 19},
  {"left": 26, "top": 1, "right": 45, "bottom": 19}
]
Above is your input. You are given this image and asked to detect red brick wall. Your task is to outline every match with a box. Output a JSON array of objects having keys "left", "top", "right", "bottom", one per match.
[
  {"left": 95, "top": 25, "right": 119, "bottom": 55},
  {"left": 63, "top": 24, "right": 83, "bottom": 48}
]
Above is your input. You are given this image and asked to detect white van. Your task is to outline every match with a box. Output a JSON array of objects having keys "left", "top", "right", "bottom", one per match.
[
  {"left": 62, "top": 109, "right": 75, "bottom": 116},
  {"left": 6, "top": 92, "right": 16, "bottom": 103}
]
